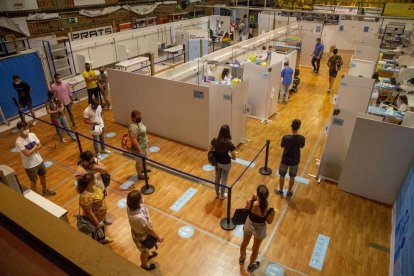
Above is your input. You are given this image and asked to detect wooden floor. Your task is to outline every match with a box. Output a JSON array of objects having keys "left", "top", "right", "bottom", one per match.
[{"left": 0, "top": 51, "right": 391, "bottom": 275}]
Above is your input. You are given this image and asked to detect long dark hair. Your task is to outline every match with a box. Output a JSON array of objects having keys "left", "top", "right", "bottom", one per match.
[
  {"left": 127, "top": 190, "right": 142, "bottom": 211},
  {"left": 221, "top": 68, "right": 230, "bottom": 80},
  {"left": 257, "top": 185, "right": 269, "bottom": 214},
  {"left": 77, "top": 173, "right": 94, "bottom": 194},
  {"left": 217, "top": 124, "right": 231, "bottom": 142},
  {"left": 78, "top": 151, "right": 94, "bottom": 166}
]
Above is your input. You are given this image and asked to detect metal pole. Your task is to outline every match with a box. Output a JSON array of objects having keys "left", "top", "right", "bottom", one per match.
[
  {"left": 141, "top": 157, "right": 155, "bottom": 195},
  {"left": 75, "top": 132, "right": 83, "bottom": 153},
  {"left": 259, "top": 140, "right": 272, "bottom": 175},
  {"left": 220, "top": 187, "right": 236, "bottom": 230}
]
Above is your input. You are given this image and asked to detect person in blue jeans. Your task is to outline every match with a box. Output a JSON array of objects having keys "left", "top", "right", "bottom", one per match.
[
  {"left": 45, "top": 91, "right": 76, "bottom": 143},
  {"left": 275, "top": 119, "right": 305, "bottom": 199},
  {"left": 279, "top": 62, "right": 294, "bottom": 103},
  {"left": 311, "top": 38, "right": 324, "bottom": 73},
  {"left": 211, "top": 125, "right": 236, "bottom": 200}
]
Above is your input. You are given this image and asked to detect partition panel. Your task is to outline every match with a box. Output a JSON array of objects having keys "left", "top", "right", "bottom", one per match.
[
  {"left": 208, "top": 83, "right": 232, "bottom": 143},
  {"left": 299, "top": 33, "right": 320, "bottom": 67},
  {"left": 338, "top": 118, "right": 414, "bottom": 204},
  {"left": 336, "top": 75, "right": 374, "bottom": 113},
  {"left": 348, "top": 59, "right": 376, "bottom": 78},
  {"left": 231, "top": 81, "right": 248, "bottom": 146}
]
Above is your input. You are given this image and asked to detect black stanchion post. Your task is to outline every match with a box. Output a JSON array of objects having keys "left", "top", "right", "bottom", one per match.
[
  {"left": 259, "top": 140, "right": 272, "bottom": 175},
  {"left": 220, "top": 187, "right": 236, "bottom": 231},
  {"left": 140, "top": 157, "right": 155, "bottom": 195},
  {"left": 75, "top": 132, "right": 83, "bottom": 153}
]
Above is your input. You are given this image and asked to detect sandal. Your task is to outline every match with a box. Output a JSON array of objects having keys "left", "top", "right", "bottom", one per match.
[
  {"left": 247, "top": 261, "right": 260, "bottom": 272},
  {"left": 148, "top": 251, "right": 158, "bottom": 260},
  {"left": 239, "top": 255, "right": 246, "bottom": 265},
  {"left": 141, "top": 263, "right": 156, "bottom": 271}
]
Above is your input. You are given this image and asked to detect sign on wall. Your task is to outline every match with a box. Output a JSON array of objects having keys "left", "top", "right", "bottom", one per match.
[
  {"left": 74, "top": 0, "right": 105, "bottom": 6},
  {"left": 334, "top": 6, "right": 358, "bottom": 15},
  {"left": 69, "top": 26, "right": 113, "bottom": 40},
  {"left": 0, "top": 0, "right": 38, "bottom": 11}
]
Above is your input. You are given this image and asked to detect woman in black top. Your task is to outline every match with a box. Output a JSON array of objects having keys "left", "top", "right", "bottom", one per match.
[
  {"left": 211, "top": 125, "right": 236, "bottom": 200},
  {"left": 239, "top": 185, "right": 275, "bottom": 272}
]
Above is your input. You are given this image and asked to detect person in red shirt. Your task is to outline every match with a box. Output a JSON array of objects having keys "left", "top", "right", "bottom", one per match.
[{"left": 50, "top": 73, "right": 76, "bottom": 127}]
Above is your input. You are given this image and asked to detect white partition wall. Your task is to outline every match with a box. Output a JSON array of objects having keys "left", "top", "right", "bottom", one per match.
[
  {"left": 353, "top": 45, "right": 380, "bottom": 63},
  {"left": 258, "top": 13, "right": 275, "bottom": 34},
  {"left": 348, "top": 59, "right": 376, "bottom": 78},
  {"left": 299, "top": 33, "right": 320, "bottom": 67},
  {"left": 338, "top": 117, "right": 414, "bottom": 205},
  {"left": 336, "top": 76, "right": 375, "bottom": 112}
]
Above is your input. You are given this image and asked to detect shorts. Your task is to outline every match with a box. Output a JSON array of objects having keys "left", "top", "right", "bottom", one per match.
[
  {"left": 131, "top": 231, "right": 149, "bottom": 254},
  {"left": 25, "top": 162, "right": 46, "bottom": 182},
  {"left": 19, "top": 98, "right": 33, "bottom": 109},
  {"left": 131, "top": 147, "right": 148, "bottom": 167},
  {"left": 243, "top": 217, "right": 267, "bottom": 240},
  {"left": 329, "top": 70, "right": 338, "bottom": 78},
  {"left": 279, "top": 163, "right": 298, "bottom": 178}
]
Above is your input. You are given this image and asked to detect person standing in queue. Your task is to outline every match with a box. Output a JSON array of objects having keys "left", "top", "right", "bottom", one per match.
[
  {"left": 50, "top": 73, "right": 77, "bottom": 127},
  {"left": 12, "top": 75, "right": 36, "bottom": 125},
  {"left": 129, "top": 110, "right": 150, "bottom": 181},
  {"left": 311, "top": 38, "right": 324, "bottom": 73},
  {"left": 279, "top": 62, "right": 294, "bottom": 103},
  {"left": 82, "top": 63, "right": 99, "bottom": 104}
]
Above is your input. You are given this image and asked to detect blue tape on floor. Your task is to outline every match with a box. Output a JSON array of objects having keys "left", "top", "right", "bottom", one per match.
[
  {"left": 149, "top": 146, "right": 160, "bottom": 153},
  {"left": 106, "top": 132, "right": 116, "bottom": 138},
  {"left": 117, "top": 198, "right": 127, "bottom": 208},
  {"left": 276, "top": 171, "right": 309, "bottom": 185},
  {"left": 170, "top": 188, "right": 197, "bottom": 212},
  {"left": 120, "top": 174, "right": 138, "bottom": 190},
  {"left": 233, "top": 158, "right": 255, "bottom": 167},
  {"left": 265, "top": 263, "right": 284, "bottom": 276},
  {"left": 233, "top": 224, "right": 244, "bottom": 238},
  {"left": 11, "top": 147, "right": 18, "bottom": 153},
  {"left": 178, "top": 226, "right": 195, "bottom": 238},
  {"left": 309, "top": 234, "right": 330, "bottom": 271},
  {"left": 44, "top": 161, "right": 53, "bottom": 168},
  {"left": 202, "top": 164, "right": 215, "bottom": 172},
  {"left": 98, "top": 153, "right": 109, "bottom": 161},
  {"left": 11, "top": 129, "right": 19, "bottom": 134}
]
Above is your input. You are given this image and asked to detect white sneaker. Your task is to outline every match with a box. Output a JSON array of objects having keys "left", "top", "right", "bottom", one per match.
[
  {"left": 32, "top": 120, "right": 37, "bottom": 126},
  {"left": 96, "top": 154, "right": 102, "bottom": 159},
  {"left": 101, "top": 149, "right": 111, "bottom": 154},
  {"left": 60, "top": 138, "right": 66, "bottom": 143},
  {"left": 219, "top": 193, "right": 228, "bottom": 200}
]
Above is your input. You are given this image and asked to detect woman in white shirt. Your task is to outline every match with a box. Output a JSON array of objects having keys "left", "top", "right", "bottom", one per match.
[
  {"left": 221, "top": 68, "right": 232, "bottom": 84},
  {"left": 397, "top": 95, "right": 409, "bottom": 112}
]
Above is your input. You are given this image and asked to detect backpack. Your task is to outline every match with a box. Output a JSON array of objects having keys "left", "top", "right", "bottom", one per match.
[
  {"left": 121, "top": 133, "right": 132, "bottom": 150},
  {"left": 334, "top": 58, "right": 342, "bottom": 71}
]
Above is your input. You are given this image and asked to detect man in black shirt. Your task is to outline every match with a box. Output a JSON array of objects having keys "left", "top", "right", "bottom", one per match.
[
  {"left": 275, "top": 119, "right": 305, "bottom": 199},
  {"left": 12, "top": 75, "right": 36, "bottom": 125}
]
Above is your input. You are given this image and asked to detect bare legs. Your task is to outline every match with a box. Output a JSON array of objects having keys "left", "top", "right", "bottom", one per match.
[{"left": 279, "top": 175, "right": 295, "bottom": 194}]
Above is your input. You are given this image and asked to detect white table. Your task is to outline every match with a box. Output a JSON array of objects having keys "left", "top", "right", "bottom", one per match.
[
  {"left": 115, "top": 56, "right": 150, "bottom": 72},
  {"left": 163, "top": 45, "right": 184, "bottom": 62},
  {"left": 24, "top": 190, "right": 69, "bottom": 222}
]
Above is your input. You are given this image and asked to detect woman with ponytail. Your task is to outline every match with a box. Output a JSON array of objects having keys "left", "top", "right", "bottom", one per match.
[{"left": 239, "top": 185, "right": 275, "bottom": 272}]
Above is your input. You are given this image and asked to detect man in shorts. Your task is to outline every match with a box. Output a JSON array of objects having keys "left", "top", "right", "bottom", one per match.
[
  {"left": 327, "top": 48, "right": 343, "bottom": 93},
  {"left": 275, "top": 119, "right": 305, "bottom": 199},
  {"left": 129, "top": 110, "right": 150, "bottom": 180},
  {"left": 12, "top": 75, "right": 36, "bottom": 125},
  {"left": 15, "top": 121, "right": 56, "bottom": 196}
]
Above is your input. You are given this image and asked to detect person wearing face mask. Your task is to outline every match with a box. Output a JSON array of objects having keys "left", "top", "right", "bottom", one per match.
[
  {"left": 82, "top": 63, "right": 99, "bottom": 105},
  {"left": 15, "top": 121, "right": 56, "bottom": 196},
  {"left": 311, "top": 38, "right": 324, "bottom": 73},
  {"left": 97, "top": 67, "right": 111, "bottom": 110},
  {"left": 45, "top": 91, "right": 76, "bottom": 143},
  {"left": 83, "top": 98, "right": 111, "bottom": 159},
  {"left": 50, "top": 73, "right": 76, "bottom": 127},
  {"left": 12, "top": 75, "right": 36, "bottom": 125},
  {"left": 129, "top": 110, "right": 150, "bottom": 180}
]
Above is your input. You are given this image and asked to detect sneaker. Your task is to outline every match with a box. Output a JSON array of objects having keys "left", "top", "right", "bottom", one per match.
[
  {"left": 42, "top": 189, "right": 56, "bottom": 196},
  {"left": 32, "top": 120, "right": 37, "bottom": 126},
  {"left": 286, "top": 191, "right": 294, "bottom": 199},
  {"left": 219, "top": 193, "right": 228, "bottom": 200},
  {"left": 108, "top": 105, "right": 112, "bottom": 110},
  {"left": 100, "top": 237, "right": 113, "bottom": 244},
  {"left": 60, "top": 138, "right": 66, "bottom": 143},
  {"left": 104, "top": 218, "right": 113, "bottom": 225},
  {"left": 141, "top": 263, "right": 156, "bottom": 271},
  {"left": 96, "top": 154, "right": 102, "bottom": 159},
  {"left": 101, "top": 149, "right": 111, "bottom": 154},
  {"left": 145, "top": 169, "right": 152, "bottom": 173},
  {"left": 215, "top": 194, "right": 220, "bottom": 199},
  {"left": 274, "top": 189, "right": 284, "bottom": 198},
  {"left": 247, "top": 261, "right": 260, "bottom": 272},
  {"left": 327, "top": 89, "right": 331, "bottom": 93}
]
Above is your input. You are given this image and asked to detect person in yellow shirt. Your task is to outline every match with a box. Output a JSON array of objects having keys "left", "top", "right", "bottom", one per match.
[{"left": 83, "top": 63, "right": 99, "bottom": 104}]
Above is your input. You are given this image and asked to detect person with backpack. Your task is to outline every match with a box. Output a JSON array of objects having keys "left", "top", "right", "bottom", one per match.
[
  {"left": 128, "top": 110, "right": 150, "bottom": 181},
  {"left": 211, "top": 125, "right": 236, "bottom": 200},
  {"left": 327, "top": 48, "right": 343, "bottom": 93}
]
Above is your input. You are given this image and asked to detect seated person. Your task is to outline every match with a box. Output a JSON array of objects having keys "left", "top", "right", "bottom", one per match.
[
  {"left": 394, "top": 95, "right": 409, "bottom": 112},
  {"left": 221, "top": 68, "right": 232, "bottom": 84}
]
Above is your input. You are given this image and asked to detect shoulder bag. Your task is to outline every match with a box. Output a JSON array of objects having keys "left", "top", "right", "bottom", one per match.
[
  {"left": 76, "top": 206, "right": 96, "bottom": 234},
  {"left": 232, "top": 200, "right": 254, "bottom": 225}
]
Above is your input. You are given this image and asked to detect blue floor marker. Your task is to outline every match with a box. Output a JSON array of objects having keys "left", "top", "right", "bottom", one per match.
[
  {"left": 170, "top": 188, "right": 197, "bottom": 212},
  {"left": 106, "top": 132, "right": 116, "bottom": 138},
  {"left": 11, "top": 147, "right": 18, "bottom": 153},
  {"left": 44, "top": 161, "right": 53, "bottom": 168},
  {"left": 233, "top": 158, "right": 255, "bottom": 167},
  {"left": 309, "top": 234, "right": 330, "bottom": 271},
  {"left": 117, "top": 198, "right": 127, "bottom": 208},
  {"left": 276, "top": 171, "right": 310, "bottom": 185},
  {"left": 233, "top": 224, "right": 244, "bottom": 238},
  {"left": 98, "top": 153, "right": 109, "bottom": 161},
  {"left": 265, "top": 263, "right": 284, "bottom": 276},
  {"left": 149, "top": 146, "right": 160, "bottom": 153},
  {"left": 11, "top": 129, "right": 19, "bottom": 134},
  {"left": 120, "top": 174, "right": 138, "bottom": 190},
  {"left": 178, "top": 226, "right": 195, "bottom": 238},
  {"left": 202, "top": 164, "right": 215, "bottom": 172}
]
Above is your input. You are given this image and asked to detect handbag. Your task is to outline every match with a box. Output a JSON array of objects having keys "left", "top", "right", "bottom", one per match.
[
  {"left": 76, "top": 206, "right": 96, "bottom": 234},
  {"left": 101, "top": 173, "right": 111, "bottom": 188},
  {"left": 208, "top": 149, "right": 217, "bottom": 166},
  {"left": 232, "top": 208, "right": 249, "bottom": 225},
  {"left": 141, "top": 234, "right": 158, "bottom": 249}
]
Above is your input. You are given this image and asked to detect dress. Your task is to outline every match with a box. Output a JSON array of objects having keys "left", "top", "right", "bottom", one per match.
[{"left": 79, "top": 186, "right": 107, "bottom": 222}]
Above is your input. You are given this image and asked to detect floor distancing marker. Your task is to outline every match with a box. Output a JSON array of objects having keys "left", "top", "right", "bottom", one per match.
[{"left": 170, "top": 188, "right": 197, "bottom": 212}]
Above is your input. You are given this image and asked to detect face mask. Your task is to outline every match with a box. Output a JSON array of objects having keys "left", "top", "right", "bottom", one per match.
[
  {"left": 86, "top": 67, "right": 90, "bottom": 71},
  {"left": 136, "top": 118, "right": 142, "bottom": 123},
  {"left": 22, "top": 129, "right": 29, "bottom": 135},
  {"left": 56, "top": 78, "right": 61, "bottom": 83},
  {"left": 99, "top": 71, "right": 104, "bottom": 74}
]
